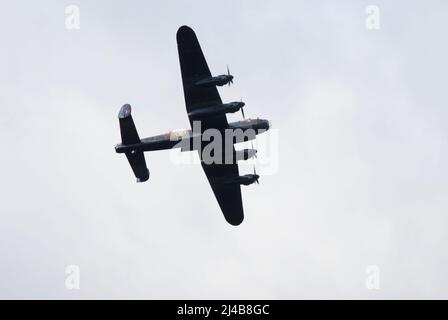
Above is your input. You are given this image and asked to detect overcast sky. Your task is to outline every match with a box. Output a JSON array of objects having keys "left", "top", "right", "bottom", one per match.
[{"left": 1, "top": 0, "right": 448, "bottom": 299}]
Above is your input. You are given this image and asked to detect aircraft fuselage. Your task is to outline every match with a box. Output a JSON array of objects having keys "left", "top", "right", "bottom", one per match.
[{"left": 115, "top": 118, "right": 270, "bottom": 154}]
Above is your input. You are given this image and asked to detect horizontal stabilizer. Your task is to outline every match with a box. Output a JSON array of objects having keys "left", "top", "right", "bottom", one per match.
[
  {"left": 125, "top": 151, "right": 149, "bottom": 183},
  {"left": 118, "top": 104, "right": 150, "bottom": 182}
]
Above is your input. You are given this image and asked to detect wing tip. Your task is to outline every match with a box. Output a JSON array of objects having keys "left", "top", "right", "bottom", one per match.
[
  {"left": 178, "top": 25, "right": 193, "bottom": 33},
  {"left": 224, "top": 210, "right": 244, "bottom": 226},
  {"left": 227, "top": 216, "right": 244, "bottom": 226},
  {"left": 177, "top": 25, "right": 196, "bottom": 44}
]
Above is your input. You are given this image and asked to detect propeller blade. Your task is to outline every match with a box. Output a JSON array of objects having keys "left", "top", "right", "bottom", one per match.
[
  {"left": 227, "top": 65, "right": 232, "bottom": 86},
  {"left": 228, "top": 65, "right": 234, "bottom": 85},
  {"left": 241, "top": 107, "right": 245, "bottom": 119},
  {"left": 254, "top": 167, "right": 259, "bottom": 184},
  {"left": 251, "top": 141, "right": 257, "bottom": 158}
]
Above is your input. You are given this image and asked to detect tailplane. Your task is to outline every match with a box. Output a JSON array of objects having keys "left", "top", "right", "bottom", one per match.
[{"left": 118, "top": 104, "right": 149, "bottom": 182}]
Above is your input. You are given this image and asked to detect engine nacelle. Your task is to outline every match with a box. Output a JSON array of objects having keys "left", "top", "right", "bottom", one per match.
[
  {"left": 195, "top": 74, "right": 233, "bottom": 87},
  {"left": 224, "top": 174, "right": 259, "bottom": 186},
  {"left": 188, "top": 101, "right": 245, "bottom": 119}
]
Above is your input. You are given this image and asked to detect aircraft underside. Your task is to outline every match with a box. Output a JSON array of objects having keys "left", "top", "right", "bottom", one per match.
[
  {"left": 115, "top": 26, "right": 271, "bottom": 225},
  {"left": 115, "top": 119, "right": 270, "bottom": 154}
]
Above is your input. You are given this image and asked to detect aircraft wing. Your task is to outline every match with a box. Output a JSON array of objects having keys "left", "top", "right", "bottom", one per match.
[
  {"left": 201, "top": 163, "right": 244, "bottom": 225},
  {"left": 176, "top": 25, "right": 228, "bottom": 131},
  {"left": 176, "top": 25, "right": 244, "bottom": 225}
]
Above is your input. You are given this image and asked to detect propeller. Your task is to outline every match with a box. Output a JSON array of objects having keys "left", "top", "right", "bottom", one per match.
[
  {"left": 253, "top": 166, "right": 260, "bottom": 184},
  {"left": 240, "top": 98, "right": 245, "bottom": 119},
  {"left": 251, "top": 141, "right": 258, "bottom": 158},
  {"left": 227, "top": 65, "right": 233, "bottom": 86}
]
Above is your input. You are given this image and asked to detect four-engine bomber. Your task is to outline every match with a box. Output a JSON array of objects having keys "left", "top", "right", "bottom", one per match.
[{"left": 115, "top": 26, "right": 271, "bottom": 225}]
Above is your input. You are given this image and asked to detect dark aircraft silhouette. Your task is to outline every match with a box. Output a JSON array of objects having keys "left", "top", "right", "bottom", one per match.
[{"left": 115, "top": 25, "right": 270, "bottom": 225}]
